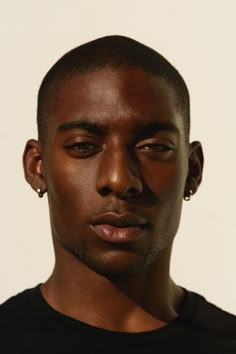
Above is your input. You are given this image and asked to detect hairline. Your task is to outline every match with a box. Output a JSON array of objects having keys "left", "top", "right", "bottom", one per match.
[{"left": 38, "top": 63, "right": 190, "bottom": 144}]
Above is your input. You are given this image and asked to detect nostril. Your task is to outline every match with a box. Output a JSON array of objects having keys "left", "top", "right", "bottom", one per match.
[
  {"left": 98, "top": 185, "right": 141, "bottom": 198},
  {"left": 99, "top": 186, "right": 112, "bottom": 197},
  {"left": 96, "top": 157, "right": 143, "bottom": 198},
  {"left": 127, "top": 187, "right": 140, "bottom": 196}
]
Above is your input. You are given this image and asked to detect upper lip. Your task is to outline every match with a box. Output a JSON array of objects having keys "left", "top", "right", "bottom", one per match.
[{"left": 90, "top": 212, "right": 148, "bottom": 228}]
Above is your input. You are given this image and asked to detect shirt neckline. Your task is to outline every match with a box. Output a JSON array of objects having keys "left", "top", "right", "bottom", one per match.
[{"left": 26, "top": 283, "right": 199, "bottom": 338}]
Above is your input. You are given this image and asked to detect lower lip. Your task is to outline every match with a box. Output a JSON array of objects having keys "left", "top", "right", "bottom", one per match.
[{"left": 90, "top": 224, "right": 145, "bottom": 243}]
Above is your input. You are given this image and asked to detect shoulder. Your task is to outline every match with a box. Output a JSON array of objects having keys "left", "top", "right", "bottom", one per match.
[
  {"left": 0, "top": 286, "right": 40, "bottom": 327},
  {"left": 181, "top": 289, "right": 236, "bottom": 339},
  {"left": 0, "top": 286, "right": 35, "bottom": 309}
]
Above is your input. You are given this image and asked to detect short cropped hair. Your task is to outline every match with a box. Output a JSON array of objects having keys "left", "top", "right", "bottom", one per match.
[{"left": 37, "top": 35, "right": 190, "bottom": 143}]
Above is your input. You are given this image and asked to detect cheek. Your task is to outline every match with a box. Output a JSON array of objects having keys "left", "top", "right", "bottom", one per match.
[
  {"left": 45, "top": 155, "right": 97, "bottom": 209},
  {"left": 45, "top": 159, "right": 99, "bottom": 241},
  {"left": 142, "top": 160, "right": 187, "bottom": 201},
  {"left": 143, "top": 160, "right": 188, "bottom": 250}
]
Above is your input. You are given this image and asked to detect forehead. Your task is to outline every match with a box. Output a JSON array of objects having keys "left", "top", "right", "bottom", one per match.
[{"left": 48, "top": 66, "right": 184, "bottom": 136}]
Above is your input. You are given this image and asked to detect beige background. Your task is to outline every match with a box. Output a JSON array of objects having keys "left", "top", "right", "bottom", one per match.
[{"left": 0, "top": 0, "right": 235, "bottom": 314}]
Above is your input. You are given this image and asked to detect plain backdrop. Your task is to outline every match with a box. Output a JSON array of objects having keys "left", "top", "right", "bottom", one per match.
[{"left": 0, "top": 0, "right": 235, "bottom": 314}]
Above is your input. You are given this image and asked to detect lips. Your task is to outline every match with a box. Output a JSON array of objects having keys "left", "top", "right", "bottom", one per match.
[{"left": 90, "top": 212, "right": 148, "bottom": 243}]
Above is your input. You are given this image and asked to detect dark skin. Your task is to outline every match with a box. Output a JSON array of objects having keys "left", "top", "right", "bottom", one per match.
[{"left": 23, "top": 66, "right": 203, "bottom": 332}]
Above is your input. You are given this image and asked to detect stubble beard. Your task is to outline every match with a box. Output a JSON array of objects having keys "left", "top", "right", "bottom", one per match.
[{"left": 54, "top": 231, "right": 171, "bottom": 280}]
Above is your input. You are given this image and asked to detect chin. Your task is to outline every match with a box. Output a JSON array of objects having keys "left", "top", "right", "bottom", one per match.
[
  {"left": 88, "top": 258, "right": 147, "bottom": 279},
  {"left": 75, "top": 246, "right": 157, "bottom": 279},
  {"left": 56, "top": 232, "right": 167, "bottom": 279},
  {"left": 60, "top": 241, "right": 149, "bottom": 278}
]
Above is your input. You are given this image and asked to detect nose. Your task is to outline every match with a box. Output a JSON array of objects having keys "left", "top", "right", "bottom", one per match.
[{"left": 96, "top": 149, "right": 143, "bottom": 198}]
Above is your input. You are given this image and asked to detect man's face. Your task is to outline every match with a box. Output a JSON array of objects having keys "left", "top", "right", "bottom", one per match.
[{"left": 42, "top": 66, "right": 189, "bottom": 277}]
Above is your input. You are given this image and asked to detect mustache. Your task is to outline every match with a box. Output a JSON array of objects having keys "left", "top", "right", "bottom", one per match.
[{"left": 88, "top": 200, "right": 147, "bottom": 219}]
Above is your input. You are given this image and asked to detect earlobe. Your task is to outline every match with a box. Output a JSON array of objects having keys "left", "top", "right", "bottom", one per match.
[
  {"left": 185, "top": 141, "right": 204, "bottom": 197},
  {"left": 23, "top": 139, "right": 47, "bottom": 195}
]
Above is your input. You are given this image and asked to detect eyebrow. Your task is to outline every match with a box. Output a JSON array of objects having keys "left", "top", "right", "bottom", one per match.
[
  {"left": 57, "top": 120, "right": 107, "bottom": 135},
  {"left": 57, "top": 119, "right": 179, "bottom": 136},
  {"left": 135, "top": 121, "right": 180, "bottom": 137}
]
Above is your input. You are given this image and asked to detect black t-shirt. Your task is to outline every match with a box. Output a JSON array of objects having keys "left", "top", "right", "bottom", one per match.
[{"left": 0, "top": 285, "right": 236, "bottom": 353}]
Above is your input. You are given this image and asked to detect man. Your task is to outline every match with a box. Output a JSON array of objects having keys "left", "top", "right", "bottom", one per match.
[{"left": 1, "top": 35, "right": 235, "bottom": 353}]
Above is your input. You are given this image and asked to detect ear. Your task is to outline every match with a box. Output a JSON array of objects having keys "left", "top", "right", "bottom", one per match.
[
  {"left": 185, "top": 141, "right": 204, "bottom": 197},
  {"left": 23, "top": 139, "right": 47, "bottom": 195}
]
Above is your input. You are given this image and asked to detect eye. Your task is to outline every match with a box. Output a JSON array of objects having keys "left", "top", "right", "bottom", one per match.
[
  {"left": 67, "top": 142, "right": 98, "bottom": 150},
  {"left": 136, "top": 139, "right": 175, "bottom": 161},
  {"left": 64, "top": 141, "right": 101, "bottom": 158},
  {"left": 137, "top": 143, "right": 172, "bottom": 151}
]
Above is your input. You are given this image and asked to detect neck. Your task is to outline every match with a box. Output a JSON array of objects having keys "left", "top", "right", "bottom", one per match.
[{"left": 41, "top": 242, "right": 183, "bottom": 332}]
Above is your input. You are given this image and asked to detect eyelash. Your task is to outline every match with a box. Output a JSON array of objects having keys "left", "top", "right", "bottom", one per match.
[
  {"left": 65, "top": 142, "right": 99, "bottom": 151},
  {"left": 64, "top": 141, "right": 174, "bottom": 159},
  {"left": 136, "top": 143, "right": 173, "bottom": 152}
]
